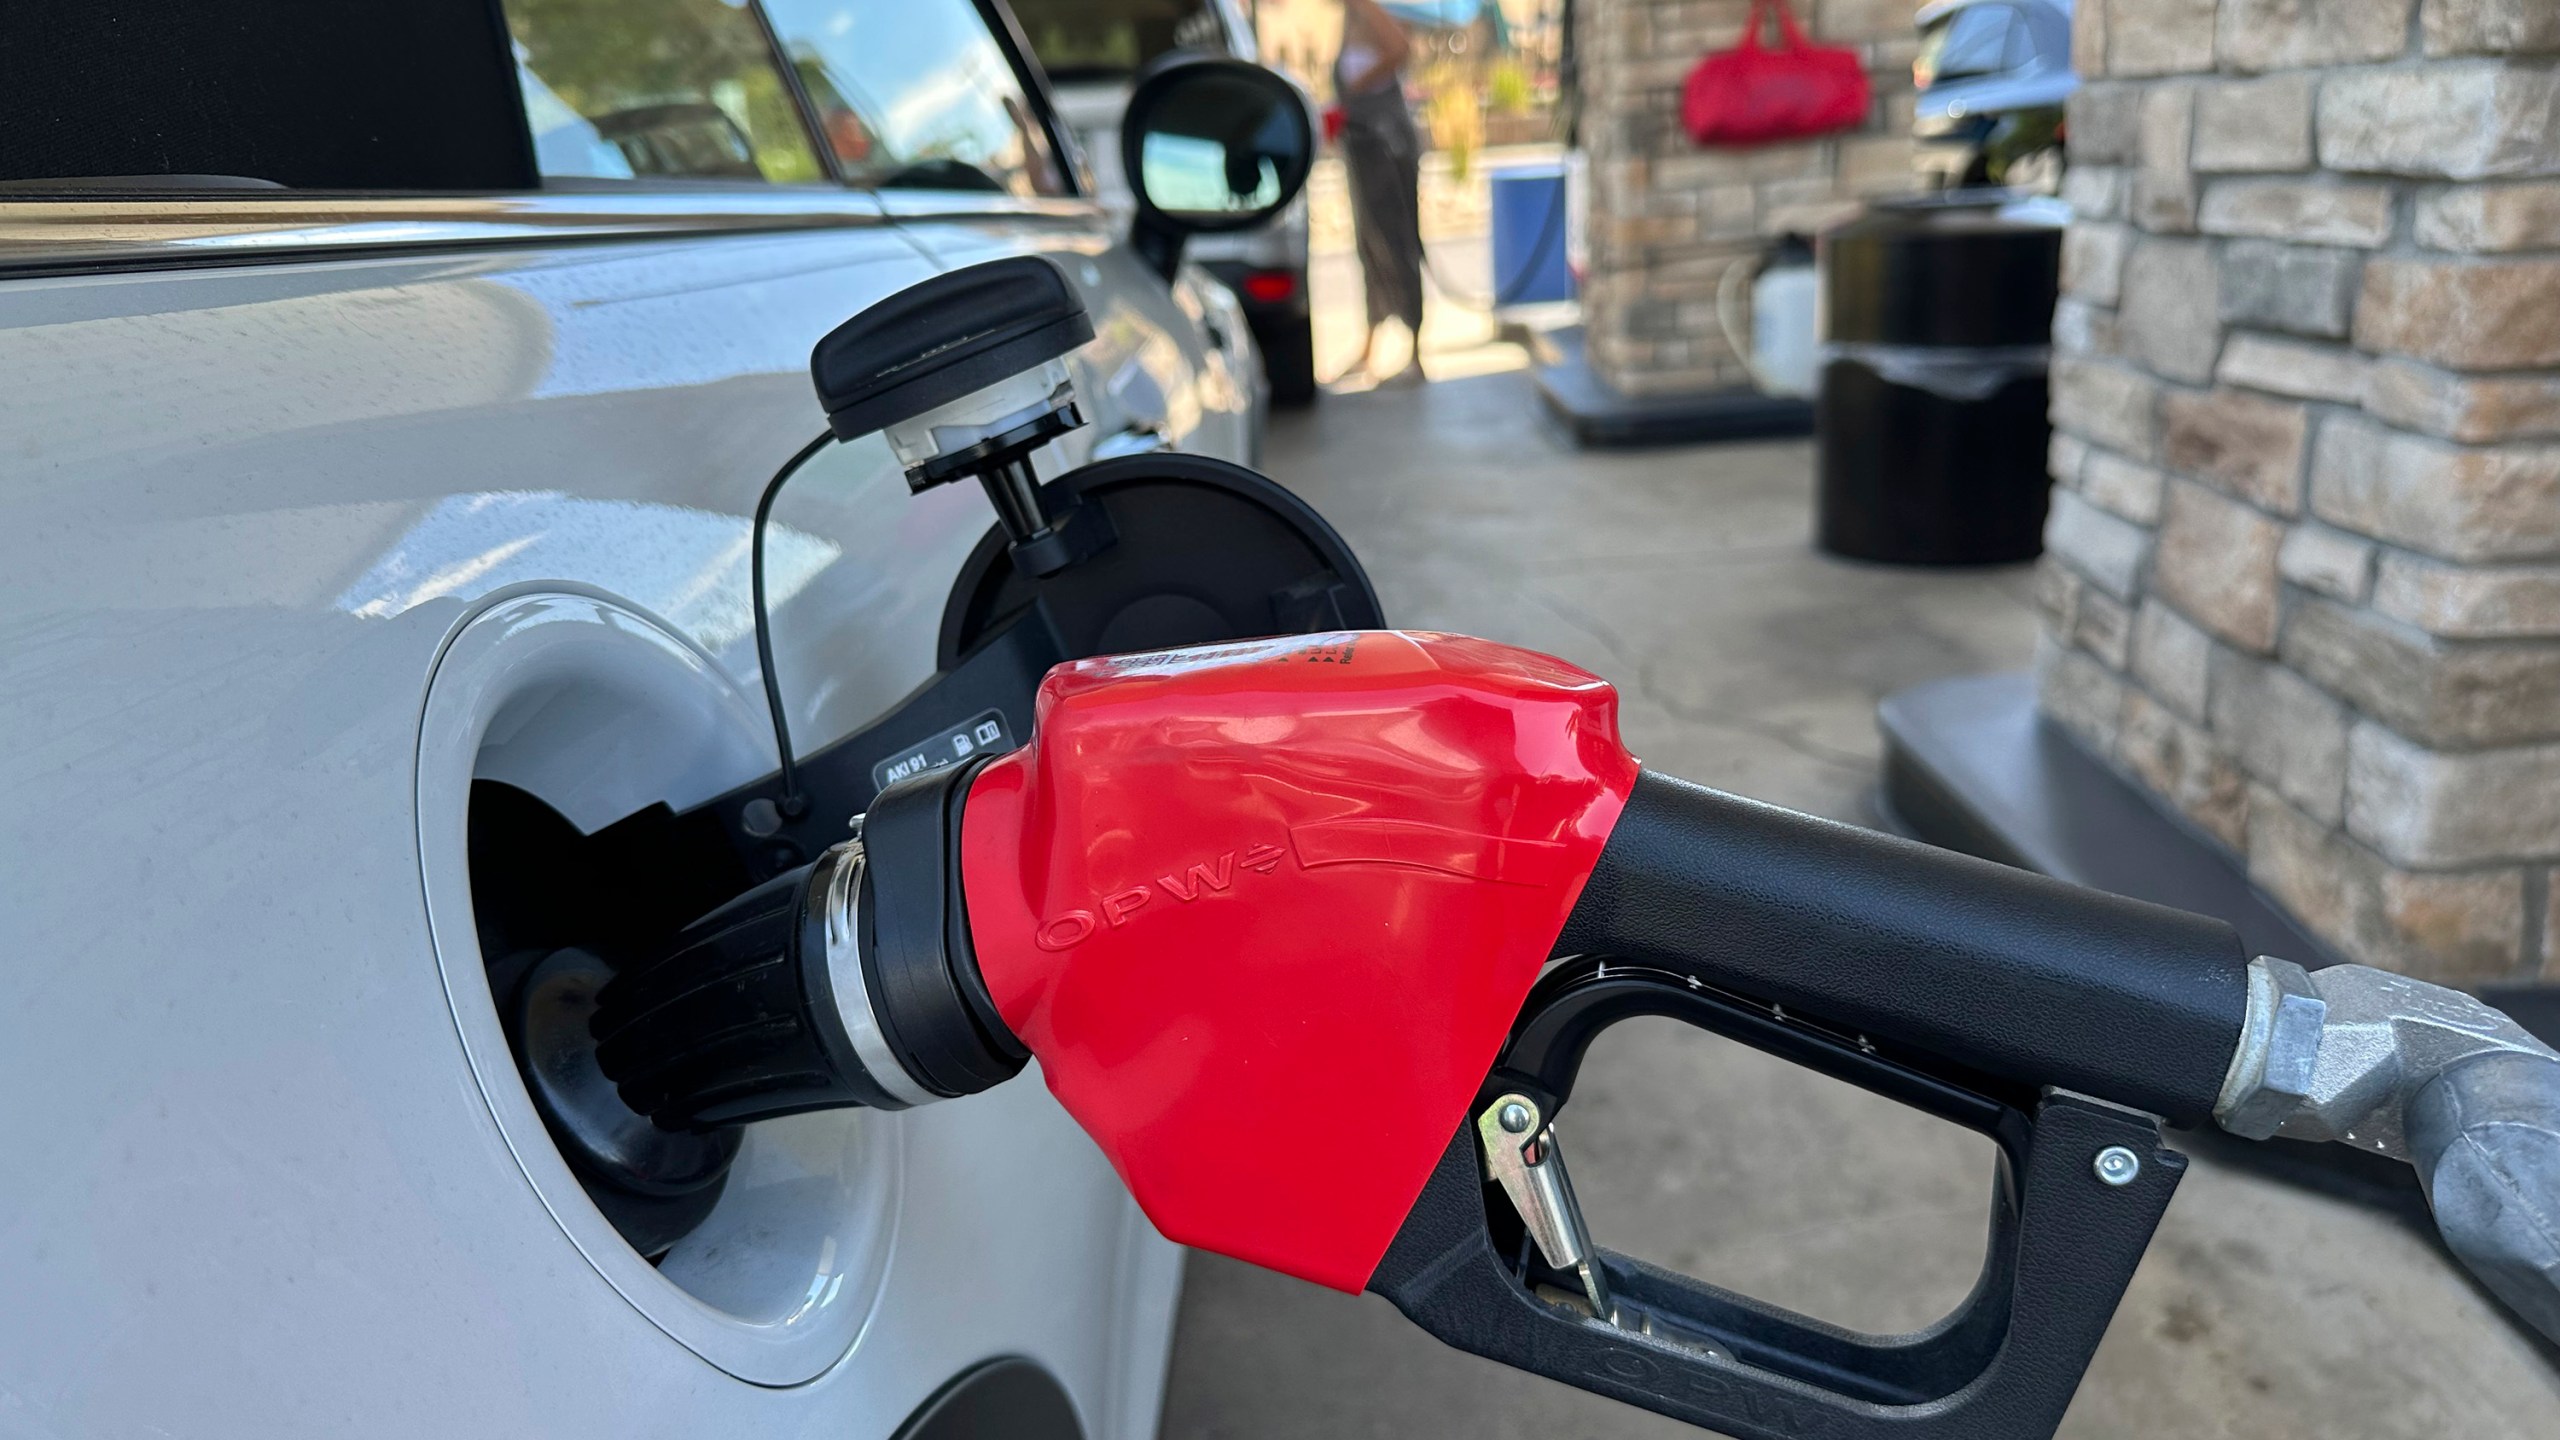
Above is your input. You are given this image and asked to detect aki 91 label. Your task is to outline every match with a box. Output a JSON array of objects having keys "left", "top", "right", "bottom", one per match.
[{"left": 872, "top": 709, "right": 1012, "bottom": 791}]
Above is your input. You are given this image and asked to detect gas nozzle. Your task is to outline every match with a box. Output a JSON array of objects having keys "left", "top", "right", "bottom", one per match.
[
  {"left": 592, "top": 760, "right": 1023, "bottom": 1128},
  {"left": 588, "top": 628, "right": 2556, "bottom": 1438}
]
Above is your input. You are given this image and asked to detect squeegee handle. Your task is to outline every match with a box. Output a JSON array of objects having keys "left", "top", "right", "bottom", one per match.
[{"left": 1554, "top": 770, "right": 2252, "bottom": 1124}]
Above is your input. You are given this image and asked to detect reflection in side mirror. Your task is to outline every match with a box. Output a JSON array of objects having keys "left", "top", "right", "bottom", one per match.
[
  {"left": 1120, "top": 57, "right": 1313, "bottom": 280},
  {"left": 1142, "top": 131, "right": 1286, "bottom": 217}
]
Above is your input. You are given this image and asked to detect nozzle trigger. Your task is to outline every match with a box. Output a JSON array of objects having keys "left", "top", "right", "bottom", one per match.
[{"left": 1476, "top": 1093, "right": 1616, "bottom": 1326}]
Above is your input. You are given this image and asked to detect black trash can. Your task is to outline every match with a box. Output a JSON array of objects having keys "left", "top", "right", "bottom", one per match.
[{"left": 1815, "top": 192, "right": 2064, "bottom": 565}]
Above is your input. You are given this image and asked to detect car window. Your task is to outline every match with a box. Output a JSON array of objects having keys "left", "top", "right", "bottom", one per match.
[
  {"left": 2003, "top": 16, "right": 2041, "bottom": 69},
  {"left": 505, "top": 0, "right": 824, "bottom": 183},
  {"left": 761, "top": 0, "right": 1069, "bottom": 197},
  {"left": 1915, "top": 6, "right": 2015, "bottom": 87},
  {"left": 1, "top": 9, "right": 535, "bottom": 190},
  {"left": 1007, "top": 0, "right": 1228, "bottom": 82}
]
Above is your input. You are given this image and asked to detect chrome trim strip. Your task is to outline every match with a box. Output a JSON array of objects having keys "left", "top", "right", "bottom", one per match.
[
  {"left": 871, "top": 191, "right": 1100, "bottom": 221},
  {"left": 0, "top": 189, "right": 1113, "bottom": 278},
  {"left": 822, "top": 837, "right": 943, "bottom": 1110},
  {"left": 0, "top": 190, "right": 920, "bottom": 277}
]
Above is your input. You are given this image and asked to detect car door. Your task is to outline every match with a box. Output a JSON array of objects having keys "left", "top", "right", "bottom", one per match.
[
  {"left": 757, "top": 0, "right": 1261, "bottom": 465},
  {"left": 0, "top": 5, "right": 1176, "bottom": 1437}
]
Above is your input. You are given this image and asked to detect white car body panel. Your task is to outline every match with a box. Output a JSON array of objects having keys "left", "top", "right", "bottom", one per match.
[{"left": 0, "top": 192, "right": 1220, "bottom": 1436}]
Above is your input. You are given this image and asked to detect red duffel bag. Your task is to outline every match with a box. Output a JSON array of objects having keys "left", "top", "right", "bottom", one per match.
[{"left": 1680, "top": 0, "right": 1871, "bottom": 148}]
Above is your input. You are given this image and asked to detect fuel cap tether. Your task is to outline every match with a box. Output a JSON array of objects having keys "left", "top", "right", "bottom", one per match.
[{"left": 811, "top": 256, "right": 1102, "bottom": 577}]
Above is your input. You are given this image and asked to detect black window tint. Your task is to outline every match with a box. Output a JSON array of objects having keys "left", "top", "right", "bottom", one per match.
[
  {"left": 505, "top": 0, "right": 824, "bottom": 182},
  {"left": 0, "top": 2, "right": 532, "bottom": 190},
  {"left": 762, "top": 0, "right": 1068, "bottom": 197},
  {"left": 1008, "top": 0, "right": 1227, "bottom": 82}
]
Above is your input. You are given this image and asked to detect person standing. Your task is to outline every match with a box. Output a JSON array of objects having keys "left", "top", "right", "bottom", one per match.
[{"left": 1333, "top": 0, "right": 1424, "bottom": 386}]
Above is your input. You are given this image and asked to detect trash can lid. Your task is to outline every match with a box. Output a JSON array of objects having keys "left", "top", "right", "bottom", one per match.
[{"left": 1820, "top": 191, "right": 2064, "bottom": 349}]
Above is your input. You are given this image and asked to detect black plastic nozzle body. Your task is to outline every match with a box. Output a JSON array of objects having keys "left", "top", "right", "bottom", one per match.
[
  {"left": 1555, "top": 770, "right": 2251, "bottom": 1124},
  {"left": 593, "top": 760, "right": 1024, "bottom": 1131}
]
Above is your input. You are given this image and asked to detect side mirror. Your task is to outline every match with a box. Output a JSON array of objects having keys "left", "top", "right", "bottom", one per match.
[{"left": 1121, "top": 56, "right": 1314, "bottom": 281}]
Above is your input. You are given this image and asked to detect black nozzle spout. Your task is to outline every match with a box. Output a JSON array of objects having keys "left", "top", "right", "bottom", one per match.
[{"left": 592, "top": 758, "right": 1023, "bottom": 1130}]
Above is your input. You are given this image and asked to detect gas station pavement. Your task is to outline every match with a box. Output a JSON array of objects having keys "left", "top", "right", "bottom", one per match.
[{"left": 1153, "top": 372, "right": 2560, "bottom": 1439}]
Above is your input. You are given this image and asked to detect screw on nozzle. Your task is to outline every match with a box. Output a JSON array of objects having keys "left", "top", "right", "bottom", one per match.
[{"left": 2093, "top": 1146, "right": 2142, "bottom": 1186}]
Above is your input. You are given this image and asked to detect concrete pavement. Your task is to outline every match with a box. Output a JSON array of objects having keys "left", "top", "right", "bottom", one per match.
[{"left": 1153, "top": 374, "right": 2560, "bottom": 1439}]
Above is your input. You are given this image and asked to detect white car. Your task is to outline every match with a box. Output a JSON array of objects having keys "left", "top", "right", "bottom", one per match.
[
  {"left": 1009, "top": 0, "right": 1321, "bottom": 405},
  {"left": 0, "top": 6, "right": 1329, "bottom": 1437}
]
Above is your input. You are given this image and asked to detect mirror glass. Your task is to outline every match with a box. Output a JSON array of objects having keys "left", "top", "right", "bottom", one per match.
[{"left": 1132, "top": 67, "right": 1308, "bottom": 224}]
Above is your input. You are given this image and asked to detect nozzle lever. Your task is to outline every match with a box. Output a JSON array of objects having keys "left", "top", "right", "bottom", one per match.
[{"left": 1477, "top": 1093, "right": 1616, "bottom": 1325}]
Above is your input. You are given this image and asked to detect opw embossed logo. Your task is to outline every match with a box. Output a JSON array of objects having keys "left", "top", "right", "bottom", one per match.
[
  {"left": 1589, "top": 1347, "right": 1835, "bottom": 1437},
  {"left": 1031, "top": 842, "right": 1289, "bottom": 951},
  {"left": 1028, "top": 815, "right": 1573, "bottom": 951}
]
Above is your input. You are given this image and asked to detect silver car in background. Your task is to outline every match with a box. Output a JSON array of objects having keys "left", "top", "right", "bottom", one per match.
[
  {"left": 1012, "top": 0, "right": 1322, "bottom": 404},
  {"left": 1911, "top": 0, "right": 2076, "bottom": 191}
]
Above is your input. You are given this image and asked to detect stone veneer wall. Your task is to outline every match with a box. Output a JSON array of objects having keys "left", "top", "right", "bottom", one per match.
[
  {"left": 1578, "top": 0, "right": 1923, "bottom": 396},
  {"left": 2038, "top": 0, "right": 2560, "bottom": 983}
]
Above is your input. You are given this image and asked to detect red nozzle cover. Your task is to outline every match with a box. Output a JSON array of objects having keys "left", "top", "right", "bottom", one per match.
[{"left": 960, "top": 631, "right": 1640, "bottom": 1291}]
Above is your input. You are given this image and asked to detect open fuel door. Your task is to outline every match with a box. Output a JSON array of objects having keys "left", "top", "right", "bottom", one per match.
[{"left": 683, "top": 256, "right": 1380, "bottom": 878}]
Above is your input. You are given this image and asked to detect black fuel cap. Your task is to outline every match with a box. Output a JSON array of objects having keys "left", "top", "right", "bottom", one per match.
[{"left": 811, "top": 256, "right": 1096, "bottom": 442}]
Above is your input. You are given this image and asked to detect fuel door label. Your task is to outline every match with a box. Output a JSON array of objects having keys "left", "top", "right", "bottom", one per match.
[{"left": 873, "top": 709, "right": 1013, "bottom": 791}]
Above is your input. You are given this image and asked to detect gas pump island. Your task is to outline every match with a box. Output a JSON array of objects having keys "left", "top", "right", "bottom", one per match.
[{"left": 511, "top": 257, "right": 2560, "bottom": 1440}]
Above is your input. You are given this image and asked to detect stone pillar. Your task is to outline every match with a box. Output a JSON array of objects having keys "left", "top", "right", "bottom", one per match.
[
  {"left": 2038, "top": 0, "right": 2560, "bottom": 984},
  {"left": 1576, "top": 0, "right": 1922, "bottom": 397}
]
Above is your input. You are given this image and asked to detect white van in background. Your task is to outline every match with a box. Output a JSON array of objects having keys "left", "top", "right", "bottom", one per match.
[{"left": 1013, "top": 0, "right": 1322, "bottom": 404}]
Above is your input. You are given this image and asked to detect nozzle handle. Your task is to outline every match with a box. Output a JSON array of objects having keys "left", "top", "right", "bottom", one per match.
[
  {"left": 1370, "top": 956, "right": 2185, "bottom": 1440},
  {"left": 1555, "top": 770, "right": 2251, "bottom": 1124}
]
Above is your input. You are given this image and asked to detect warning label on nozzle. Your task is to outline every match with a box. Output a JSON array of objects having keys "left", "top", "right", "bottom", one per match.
[{"left": 1092, "top": 632, "right": 1364, "bottom": 677}]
